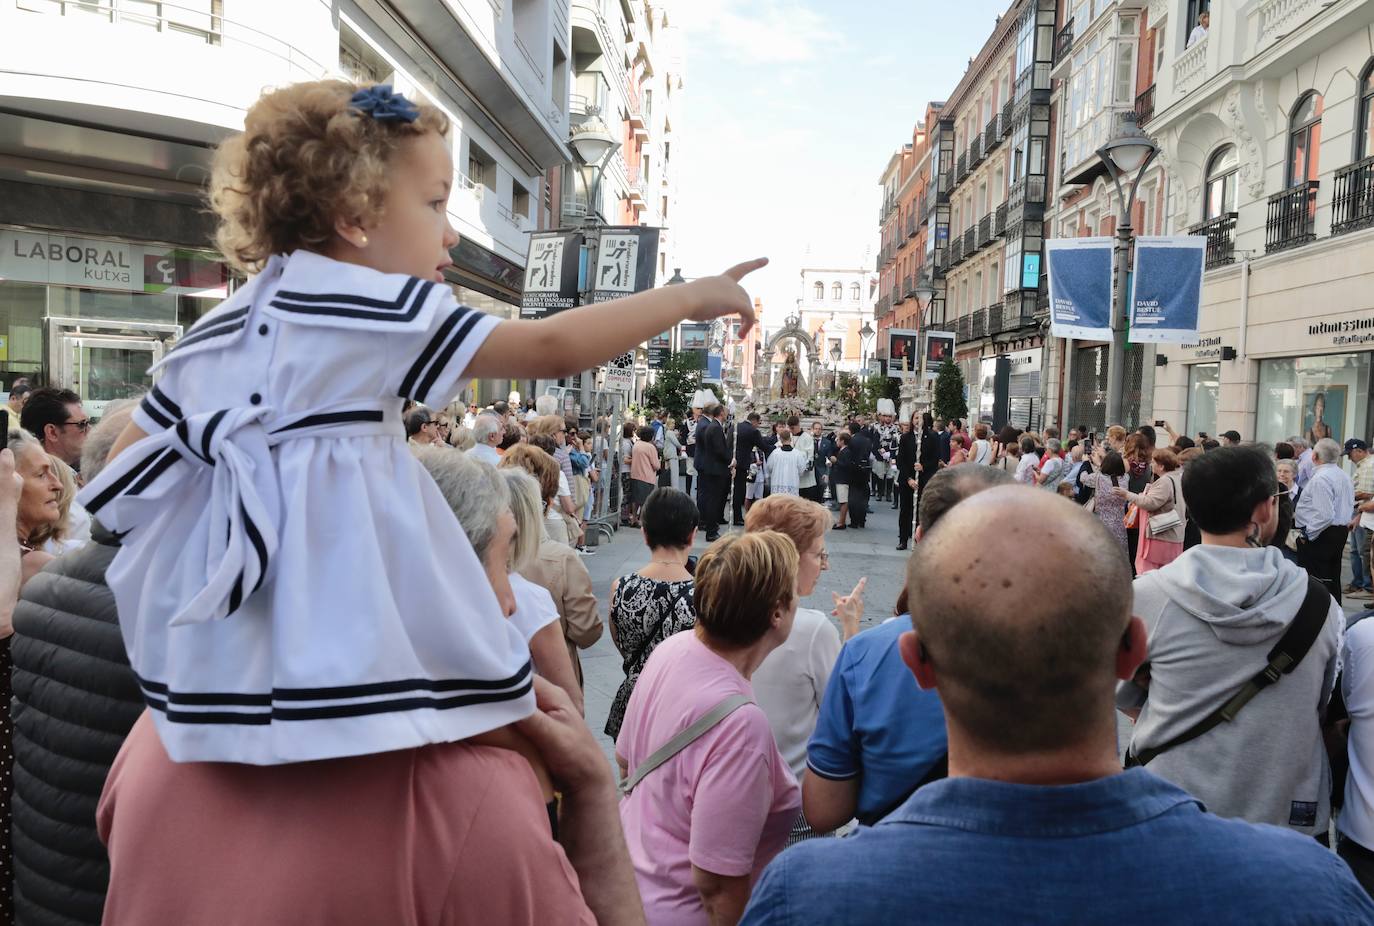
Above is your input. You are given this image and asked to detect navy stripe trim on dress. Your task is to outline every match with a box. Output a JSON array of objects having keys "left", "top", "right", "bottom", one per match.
[
  {"left": 138, "top": 660, "right": 532, "bottom": 702},
  {"left": 172, "top": 310, "right": 250, "bottom": 352},
  {"left": 270, "top": 278, "right": 434, "bottom": 323},
  {"left": 151, "top": 383, "right": 183, "bottom": 420},
  {"left": 415, "top": 310, "right": 483, "bottom": 402},
  {"left": 270, "top": 410, "right": 386, "bottom": 433},
  {"left": 139, "top": 395, "right": 174, "bottom": 429},
  {"left": 137, "top": 661, "right": 533, "bottom": 725},
  {"left": 125, "top": 448, "right": 182, "bottom": 498},
  {"left": 398, "top": 306, "right": 472, "bottom": 398},
  {"left": 85, "top": 446, "right": 179, "bottom": 515},
  {"left": 175, "top": 420, "right": 214, "bottom": 466}
]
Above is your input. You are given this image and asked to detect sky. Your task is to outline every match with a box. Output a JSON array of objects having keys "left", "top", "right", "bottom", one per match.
[{"left": 672, "top": 0, "right": 1015, "bottom": 330}]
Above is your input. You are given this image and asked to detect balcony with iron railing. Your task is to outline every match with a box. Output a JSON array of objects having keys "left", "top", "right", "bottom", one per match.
[
  {"left": 1188, "top": 212, "right": 1238, "bottom": 269},
  {"left": 956, "top": 314, "right": 971, "bottom": 343},
  {"left": 971, "top": 308, "right": 987, "bottom": 340},
  {"left": 1002, "top": 100, "right": 1013, "bottom": 134},
  {"left": 1265, "top": 181, "right": 1319, "bottom": 253},
  {"left": 994, "top": 202, "right": 1008, "bottom": 238},
  {"left": 1333, "top": 156, "right": 1374, "bottom": 236},
  {"left": 1054, "top": 19, "right": 1074, "bottom": 65},
  {"left": 956, "top": 151, "right": 969, "bottom": 184},
  {"left": 907, "top": 214, "right": 918, "bottom": 239},
  {"left": 937, "top": 169, "right": 953, "bottom": 203},
  {"left": 950, "top": 237, "right": 964, "bottom": 267},
  {"left": 903, "top": 274, "right": 914, "bottom": 299},
  {"left": 970, "top": 134, "right": 985, "bottom": 167},
  {"left": 1135, "top": 84, "right": 1155, "bottom": 126},
  {"left": 963, "top": 227, "right": 977, "bottom": 257},
  {"left": 1004, "top": 290, "right": 1038, "bottom": 329},
  {"left": 978, "top": 214, "right": 993, "bottom": 248},
  {"left": 984, "top": 114, "right": 1003, "bottom": 153},
  {"left": 986, "top": 302, "right": 1004, "bottom": 334}
]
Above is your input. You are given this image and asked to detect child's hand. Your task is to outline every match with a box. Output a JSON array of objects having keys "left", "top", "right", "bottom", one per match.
[{"left": 686, "top": 258, "right": 768, "bottom": 337}]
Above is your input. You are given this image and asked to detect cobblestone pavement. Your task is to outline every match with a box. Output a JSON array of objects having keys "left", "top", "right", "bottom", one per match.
[{"left": 578, "top": 489, "right": 911, "bottom": 763}]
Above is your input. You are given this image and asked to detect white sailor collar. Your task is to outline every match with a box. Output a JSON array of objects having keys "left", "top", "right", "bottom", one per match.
[{"left": 262, "top": 250, "right": 444, "bottom": 333}]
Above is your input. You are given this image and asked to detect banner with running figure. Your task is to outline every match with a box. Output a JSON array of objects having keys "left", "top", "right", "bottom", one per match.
[
  {"left": 520, "top": 231, "right": 583, "bottom": 318},
  {"left": 1128, "top": 235, "right": 1207, "bottom": 344},
  {"left": 590, "top": 227, "right": 661, "bottom": 303},
  {"left": 1045, "top": 237, "right": 1114, "bottom": 341}
]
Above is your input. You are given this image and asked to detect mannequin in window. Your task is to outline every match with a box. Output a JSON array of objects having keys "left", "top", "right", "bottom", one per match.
[{"left": 1187, "top": 10, "right": 1208, "bottom": 48}]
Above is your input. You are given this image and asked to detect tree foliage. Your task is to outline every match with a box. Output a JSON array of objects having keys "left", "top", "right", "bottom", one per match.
[
  {"left": 932, "top": 357, "right": 969, "bottom": 421},
  {"left": 641, "top": 351, "right": 718, "bottom": 419}
]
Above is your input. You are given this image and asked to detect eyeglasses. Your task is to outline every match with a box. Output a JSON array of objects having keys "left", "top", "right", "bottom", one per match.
[{"left": 60, "top": 419, "right": 91, "bottom": 432}]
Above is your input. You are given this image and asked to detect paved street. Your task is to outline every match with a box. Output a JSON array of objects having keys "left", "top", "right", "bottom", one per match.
[{"left": 580, "top": 490, "right": 910, "bottom": 760}]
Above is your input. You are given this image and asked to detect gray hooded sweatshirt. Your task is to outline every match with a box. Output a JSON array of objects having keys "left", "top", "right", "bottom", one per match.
[{"left": 1122, "top": 544, "right": 1342, "bottom": 835}]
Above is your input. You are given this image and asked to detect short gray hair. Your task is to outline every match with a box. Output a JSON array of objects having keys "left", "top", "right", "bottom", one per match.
[
  {"left": 472, "top": 413, "right": 503, "bottom": 446},
  {"left": 500, "top": 468, "right": 543, "bottom": 572},
  {"left": 1288, "top": 437, "right": 1308, "bottom": 450},
  {"left": 535, "top": 395, "right": 559, "bottom": 416},
  {"left": 1046, "top": 438, "right": 1062, "bottom": 454},
  {"left": 1277, "top": 459, "right": 1298, "bottom": 476},
  {"left": 413, "top": 446, "right": 510, "bottom": 562},
  {"left": 82, "top": 397, "right": 141, "bottom": 480},
  {"left": 1314, "top": 438, "right": 1341, "bottom": 465}
]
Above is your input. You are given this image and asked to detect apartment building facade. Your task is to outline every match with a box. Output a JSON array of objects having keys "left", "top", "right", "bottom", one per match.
[
  {"left": 938, "top": 0, "right": 1058, "bottom": 431},
  {"left": 1041, "top": 0, "right": 1168, "bottom": 430},
  {"left": 0, "top": 0, "right": 575, "bottom": 411},
  {"left": 1146, "top": 0, "right": 1374, "bottom": 443}
]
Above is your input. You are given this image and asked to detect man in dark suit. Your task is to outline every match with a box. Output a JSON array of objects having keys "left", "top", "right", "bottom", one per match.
[
  {"left": 732, "top": 412, "right": 763, "bottom": 526},
  {"left": 695, "top": 403, "right": 732, "bottom": 541},
  {"left": 847, "top": 417, "right": 875, "bottom": 528}
]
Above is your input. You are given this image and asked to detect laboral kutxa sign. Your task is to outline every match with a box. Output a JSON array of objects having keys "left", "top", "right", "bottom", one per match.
[
  {"left": 0, "top": 229, "right": 227, "bottom": 296},
  {"left": 1045, "top": 237, "right": 1113, "bottom": 341},
  {"left": 1127, "top": 235, "right": 1205, "bottom": 344}
]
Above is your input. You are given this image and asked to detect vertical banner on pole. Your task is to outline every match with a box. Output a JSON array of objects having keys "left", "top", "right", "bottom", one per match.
[
  {"left": 590, "top": 227, "right": 662, "bottom": 303},
  {"left": 1045, "top": 237, "right": 1114, "bottom": 340},
  {"left": 924, "top": 330, "right": 955, "bottom": 380},
  {"left": 1128, "top": 235, "right": 1206, "bottom": 344},
  {"left": 888, "top": 329, "right": 920, "bottom": 380},
  {"left": 520, "top": 231, "right": 583, "bottom": 318},
  {"left": 648, "top": 331, "right": 673, "bottom": 369}
]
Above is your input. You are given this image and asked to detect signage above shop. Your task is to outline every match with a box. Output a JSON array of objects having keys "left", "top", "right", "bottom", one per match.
[
  {"left": 1308, "top": 315, "right": 1374, "bottom": 349},
  {"left": 0, "top": 229, "right": 227, "bottom": 298}
]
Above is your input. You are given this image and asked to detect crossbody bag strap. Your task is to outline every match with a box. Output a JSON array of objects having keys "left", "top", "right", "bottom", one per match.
[
  {"left": 619, "top": 695, "right": 753, "bottom": 797},
  {"left": 1128, "top": 576, "right": 1331, "bottom": 768}
]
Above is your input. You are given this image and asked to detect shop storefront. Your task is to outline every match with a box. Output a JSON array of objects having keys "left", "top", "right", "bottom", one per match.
[
  {"left": 0, "top": 226, "right": 227, "bottom": 417},
  {"left": 977, "top": 347, "right": 1043, "bottom": 431},
  {"left": 1067, "top": 343, "right": 1146, "bottom": 432},
  {"left": 1255, "top": 353, "right": 1372, "bottom": 447}
]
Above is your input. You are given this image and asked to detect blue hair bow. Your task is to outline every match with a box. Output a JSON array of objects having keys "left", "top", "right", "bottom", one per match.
[{"left": 349, "top": 85, "right": 420, "bottom": 124}]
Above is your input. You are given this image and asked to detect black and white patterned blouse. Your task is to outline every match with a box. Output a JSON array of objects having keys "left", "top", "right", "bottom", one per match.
[{"left": 604, "top": 574, "right": 696, "bottom": 740}]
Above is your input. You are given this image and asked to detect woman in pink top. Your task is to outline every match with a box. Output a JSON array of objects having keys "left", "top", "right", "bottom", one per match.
[
  {"left": 629, "top": 425, "right": 661, "bottom": 526},
  {"left": 617, "top": 532, "right": 802, "bottom": 926}
]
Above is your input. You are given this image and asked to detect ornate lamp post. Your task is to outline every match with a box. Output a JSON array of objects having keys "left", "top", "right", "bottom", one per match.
[{"left": 1096, "top": 112, "right": 1159, "bottom": 426}]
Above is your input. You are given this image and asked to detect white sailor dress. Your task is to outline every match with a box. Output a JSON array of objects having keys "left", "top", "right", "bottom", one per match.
[{"left": 78, "top": 250, "right": 533, "bottom": 765}]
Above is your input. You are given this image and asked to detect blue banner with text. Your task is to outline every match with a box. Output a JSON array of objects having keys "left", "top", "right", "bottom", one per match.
[{"left": 1046, "top": 237, "right": 1114, "bottom": 341}]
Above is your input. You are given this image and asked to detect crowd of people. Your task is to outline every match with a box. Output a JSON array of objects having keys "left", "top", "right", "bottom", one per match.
[{"left": 4, "top": 76, "right": 1374, "bottom": 926}]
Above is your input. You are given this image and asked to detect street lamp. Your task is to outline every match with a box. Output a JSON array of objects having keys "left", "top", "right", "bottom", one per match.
[
  {"left": 913, "top": 281, "right": 937, "bottom": 388},
  {"left": 1097, "top": 111, "right": 1159, "bottom": 426},
  {"left": 568, "top": 110, "right": 622, "bottom": 431},
  {"left": 830, "top": 341, "right": 842, "bottom": 393},
  {"left": 859, "top": 320, "right": 875, "bottom": 381}
]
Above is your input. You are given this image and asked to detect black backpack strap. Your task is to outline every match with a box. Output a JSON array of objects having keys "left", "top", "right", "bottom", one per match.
[{"left": 1128, "top": 576, "right": 1332, "bottom": 768}]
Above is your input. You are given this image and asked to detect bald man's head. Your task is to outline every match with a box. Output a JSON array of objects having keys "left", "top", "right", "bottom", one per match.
[{"left": 907, "top": 486, "right": 1134, "bottom": 754}]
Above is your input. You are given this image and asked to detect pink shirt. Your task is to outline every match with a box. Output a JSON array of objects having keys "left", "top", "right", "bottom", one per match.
[
  {"left": 631, "top": 439, "right": 660, "bottom": 483},
  {"left": 99, "top": 713, "right": 595, "bottom": 926},
  {"left": 616, "top": 631, "right": 800, "bottom": 926}
]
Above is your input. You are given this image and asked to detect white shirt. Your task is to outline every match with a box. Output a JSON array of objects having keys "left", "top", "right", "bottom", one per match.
[
  {"left": 78, "top": 250, "right": 533, "bottom": 765},
  {"left": 468, "top": 442, "right": 501, "bottom": 466},
  {"left": 1341, "top": 617, "right": 1374, "bottom": 849},
  {"left": 1296, "top": 463, "right": 1356, "bottom": 537},
  {"left": 971, "top": 439, "right": 992, "bottom": 465},
  {"left": 1187, "top": 24, "right": 1207, "bottom": 47},
  {"left": 509, "top": 573, "right": 560, "bottom": 643},
  {"left": 766, "top": 446, "right": 806, "bottom": 496},
  {"left": 751, "top": 607, "right": 842, "bottom": 781},
  {"left": 558, "top": 471, "right": 572, "bottom": 499},
  {"left": 1014, "top": 454, "right": 1039, "bottom": 485}
]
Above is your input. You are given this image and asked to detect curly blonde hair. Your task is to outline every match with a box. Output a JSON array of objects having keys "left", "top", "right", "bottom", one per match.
[{"left": 210, "top": 80, "right": 449, "bottom": 273}]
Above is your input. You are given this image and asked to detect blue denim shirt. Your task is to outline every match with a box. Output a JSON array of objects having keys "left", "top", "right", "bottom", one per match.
[{"left": 741, "top": 769, "right": 1374, "bottom": 925}]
